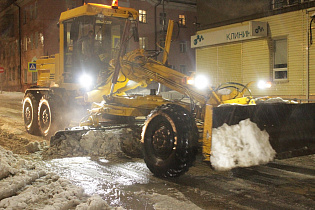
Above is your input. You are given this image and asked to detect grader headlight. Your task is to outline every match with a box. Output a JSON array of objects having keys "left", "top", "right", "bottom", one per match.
[
  {"left": 185, "top": 73, "right": 210, "bottom": 90},
  {"left": 257, "top": 80, "right": 272, "bottom": 89},
  {"left": 79, "top": 74, "right": 93, "bottom": 90},
  {"left": 194, "top": 75, "right": 209, "bottom": 90}
]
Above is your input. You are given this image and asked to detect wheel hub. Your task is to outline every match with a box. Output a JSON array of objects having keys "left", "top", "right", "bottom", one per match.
[
  {"left": 25, "top": 106, "right": 31, "bottom": 122},
  {"left": 41, "top": 109, "right": 49, "bottom": 125},
  {"left": 152, "top": 124, "right": 174, "bottom": 159}
]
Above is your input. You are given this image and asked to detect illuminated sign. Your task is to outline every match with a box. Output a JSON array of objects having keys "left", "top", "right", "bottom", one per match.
[{"left": 191, "top": 21, "right": 267, "bottom": 48}]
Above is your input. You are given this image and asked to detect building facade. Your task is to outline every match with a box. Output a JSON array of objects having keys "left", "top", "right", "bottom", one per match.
[
  {"left": 193, "top": 0, "right": 315, "bottom": 100},
  {"left": 0, "top": 0, "right": 196, "bottom": 92}
]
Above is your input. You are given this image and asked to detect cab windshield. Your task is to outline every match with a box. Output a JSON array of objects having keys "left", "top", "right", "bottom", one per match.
[{"left": 63, "top": 15, "right": 138, "bottom": 84}]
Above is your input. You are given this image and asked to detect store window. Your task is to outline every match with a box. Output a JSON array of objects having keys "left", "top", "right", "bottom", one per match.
[
  {"left": 139, "top": 10, "right": 147, "bottom": 23},
  {"left": 273, "top": 38, "right": 288, "bottom": 81}
]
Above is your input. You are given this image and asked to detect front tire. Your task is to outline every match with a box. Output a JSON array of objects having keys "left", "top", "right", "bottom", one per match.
[
  {"left": 142, "top": 104, "right": 198, "bottom": 177},
  {"left": 23, "top": 93, "right": 40, "bottom": 135}
]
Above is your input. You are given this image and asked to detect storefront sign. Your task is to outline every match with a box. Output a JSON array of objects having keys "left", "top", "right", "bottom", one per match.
[{"left": 191, "top": 21, "right": 267, "bottom": 48}]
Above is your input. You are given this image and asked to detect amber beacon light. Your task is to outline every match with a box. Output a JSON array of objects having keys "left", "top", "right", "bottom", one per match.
[{"left": 112, "top": 0, "right": 118, "bottom": 8}]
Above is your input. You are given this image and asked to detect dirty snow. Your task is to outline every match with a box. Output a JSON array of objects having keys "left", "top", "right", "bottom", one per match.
[
  {"left": 0, "top": 146, "right": 117, "bottom": 209},
  {"left": 210, "top": 119, "right": 276, "bottom": 171},
  {"left": 44, "top": 126, "right": 142, "bottom": 159},
  {"left": 0, "top": 123, "right": 24, "bottom": 135},
  {"left": 135, "top": 190, "right": 203, "bottom": 210}
]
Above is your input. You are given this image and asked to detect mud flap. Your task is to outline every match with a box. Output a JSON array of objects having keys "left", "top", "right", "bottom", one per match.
[{"left": 212, "top": 103, "right": 315, "bottom": 159}]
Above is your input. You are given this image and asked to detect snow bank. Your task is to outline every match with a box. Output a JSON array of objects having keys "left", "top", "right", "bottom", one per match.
[
  {"left": 0, "top": 146, "right": 116, "bottom": 209},
  {"left": 210, "top": 119, "right": 276, "bottom": 171},
  {"left": 0, "top": 123, "right": 23, "bottom": 135}
]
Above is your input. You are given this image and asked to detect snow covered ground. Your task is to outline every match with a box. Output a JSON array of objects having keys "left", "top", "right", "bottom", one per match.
[
  {"left": 1, "top": 91, "right": 314, "bottom": 209},
  {"left": 0, "top": 146, "right": 118, "bottom": 210}
]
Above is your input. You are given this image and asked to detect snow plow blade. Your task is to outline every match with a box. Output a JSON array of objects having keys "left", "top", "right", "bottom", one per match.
[{"left": 212, "top": 103, "right": 315, "bottom": 159}]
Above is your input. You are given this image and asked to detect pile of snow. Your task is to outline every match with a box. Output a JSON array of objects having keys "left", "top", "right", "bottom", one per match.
[
  {"left": 0, "top": 123, "right": 23, "bottom": 135},
  {"left": 44, "top": 126, "right": 142, "bottom": 159},
  {"left": 0, "top": 146, "right": 114, "bottom": 209},
  {"left": 210, "top": 119, "right": 276, "bottom": 171}
]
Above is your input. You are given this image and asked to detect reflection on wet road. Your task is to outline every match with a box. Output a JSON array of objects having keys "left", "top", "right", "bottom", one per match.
[
  {"left": 43, "top": 155, "right": 315, "bottom": 209},
  {"left": 44, "top": 157, "right": 155, "bottom": 208}
]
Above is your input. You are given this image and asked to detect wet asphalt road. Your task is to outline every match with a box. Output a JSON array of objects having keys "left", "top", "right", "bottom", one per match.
[
  {"left": 1, "top": 92, "right": 315, "bottom": 209},
  {"left": 41, "top": 155, "right": 315, "bottom": 210}
]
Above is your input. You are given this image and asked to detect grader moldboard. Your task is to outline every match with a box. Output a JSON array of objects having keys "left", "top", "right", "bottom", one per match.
[{"left": 23, "top": 1, "right": 314, "bottom": 178}]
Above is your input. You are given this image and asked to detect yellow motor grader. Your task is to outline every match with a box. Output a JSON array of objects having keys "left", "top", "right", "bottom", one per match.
[{"left": 23, "top": 1, "right": 314, "bottom": 177}]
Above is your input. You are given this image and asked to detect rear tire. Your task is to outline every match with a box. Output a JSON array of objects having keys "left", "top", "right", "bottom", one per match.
[
  {"left": 38, "top": 95, "right": 61, "bottom": 137},
  {"left": 142, "top": 104, "right": 198, "bottom": 177},
  {"left": 23, "top": 93, "right": 40, "bottom": 135}
]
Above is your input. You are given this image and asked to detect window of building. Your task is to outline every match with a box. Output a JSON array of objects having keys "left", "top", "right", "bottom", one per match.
[
  {"left": 139, "top": 10, "right": 147, "bottom": 23},
  {"left": 30, "top": 34, "right": 34, "bottom": 50},
  {"left": 9, "top": 67, "right": 12, "bottom": 81},
  {"left": 180, "top": 41, "right": 187, "bottom": 53},
  {"left": 17, "top": 65, "right": 21, "bottom": 80},
  {"left": 272, "top": 0, "right": 300, "bottom": 9},
  {"left": 34, "top": 1, "right": 37, "bottom": 19},
  {"left": 66, "top": 0, "right": 77, "bottom": 9},
  {"left": 180, "top": 65, "right": 187, "bottom": 75},
  {"left": 179, "top": 15, "right": 186, "bottom": 27},
  {"left": 139, "top": 37, "right": 147, "bottom": 49},
  {"left": 8, "top": 44, "right": 11, "bottom": 56},
  {"left": 30, "top": 5, "right": 33, "bottom": 20},
  {"left": 12, "top": 67, "right": 15, "bottom": 81},
  {"left": 40, "top": 33, "right": 44, "bottom": 46},
  {"left": 160, "top": 12, "right": 166, "bottom": 25},
  {"left": 273, "top": 38, "right": 288, "bottom": 81},
  {"left": 35, "top": 32, "right": 38, "bottom": 49},
  {"left": 24, "top": 69, "right": 28, "bottom": 83},
  {"left": 24, "top": 37, "right": 28, "bottom": 51},
  {"left": 11, "top": 43, "right": 15, "bottom": 56},
  {"left": 23, "top": 8, "right": 27, "bottom": 24},
  {"left": 32, "top": 72, "right": 37, "bottom": 83},
  {"left": 169, "top": 65, "right": 176, "bottom": 70},
  {"left": 159, "top": 38, "right": 165, "bottom": 49}
]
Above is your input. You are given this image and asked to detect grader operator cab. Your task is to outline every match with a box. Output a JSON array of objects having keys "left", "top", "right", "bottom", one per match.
[
  {"left": 23, "top": 2, "right": 139, "bottom": 136},
  {"left": 23, "top": 1, "right": 314, "bottom": 178}
]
